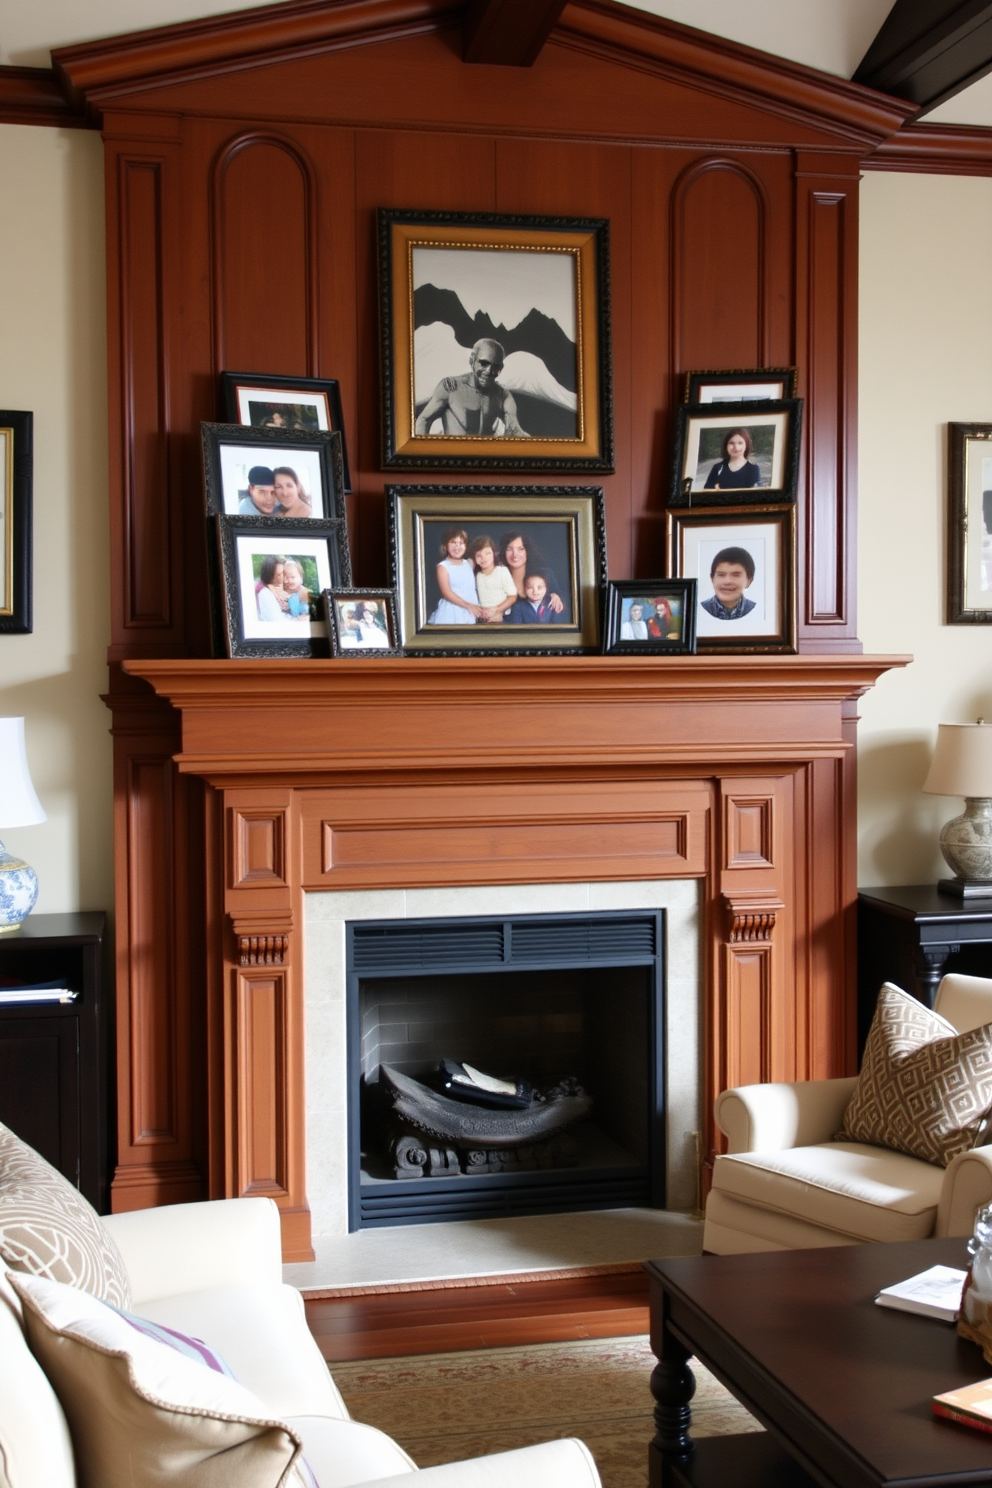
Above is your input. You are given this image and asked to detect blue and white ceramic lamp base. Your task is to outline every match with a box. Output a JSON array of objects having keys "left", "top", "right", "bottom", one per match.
[{"left": 0, "top": 839, "right": 39, "bottom": 932}]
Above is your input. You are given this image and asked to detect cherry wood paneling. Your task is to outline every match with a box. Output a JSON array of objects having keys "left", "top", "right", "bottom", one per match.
[
  {"left": 0, "top": 66, "right": 89, "bottom": 127},
  {"left": 671, "top": 158, "right": 765, "bottom": 373}
]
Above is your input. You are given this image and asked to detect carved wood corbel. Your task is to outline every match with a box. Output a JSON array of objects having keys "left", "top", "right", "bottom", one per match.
[{"left": 724, "top": 889, "right": 785, "bottom": 944}]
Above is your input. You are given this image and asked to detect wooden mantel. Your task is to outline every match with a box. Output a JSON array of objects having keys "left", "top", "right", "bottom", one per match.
[{"left": 119, "top": 653, "right": 906, "bottom": 1259}]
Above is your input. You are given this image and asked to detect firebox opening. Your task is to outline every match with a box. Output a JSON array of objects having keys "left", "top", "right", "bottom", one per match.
[{"left": 346, "top": 911, "right": 665, "bottom": 1229}]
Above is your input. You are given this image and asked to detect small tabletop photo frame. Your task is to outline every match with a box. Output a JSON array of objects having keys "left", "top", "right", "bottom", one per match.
[
  {"left": 602, "top": 580, "right": 697, "bottom": 656},
  {"left": 201, "top": 423, "right": 347, "bottom": 521},
  {"left": 683, "top": 367, "right": 798, "bottom": 404},
  {"left": 219, "top": 371, "right": 351, "bottom": 492},
  {"left": 214, "top": 515, "right": 352, "bottom": 658},
  {"left": 668, "top": 505, "right": 795, "bottom": 654},
  {"left": 324, "top": 588, "right": 403, "bottom": 657},
  {"left": 669, "top": 399, "right": 802, "bottom": 507}
]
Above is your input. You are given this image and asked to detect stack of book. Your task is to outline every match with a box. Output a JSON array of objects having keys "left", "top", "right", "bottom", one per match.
[{"left": 0, "top": 979, "right": 77, "bottom": 1006}]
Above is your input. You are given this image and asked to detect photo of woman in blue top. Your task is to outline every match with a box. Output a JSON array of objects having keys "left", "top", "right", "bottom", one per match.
[{"left": 703, "top": 428, "right": 762, "bottom": 491}]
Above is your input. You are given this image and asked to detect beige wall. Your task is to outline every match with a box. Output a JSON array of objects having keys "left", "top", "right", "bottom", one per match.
[
  {"left": 858, "top": 170, "right": 992, "bottom": 887},
  {"left": 0, "top": 124, "right": 112, "bottom": 916}
]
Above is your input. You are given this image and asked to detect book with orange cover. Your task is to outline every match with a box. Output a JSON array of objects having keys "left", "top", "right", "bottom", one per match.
[{"left": 933, "top": 1377, "right": 992, "bottom": 1434}]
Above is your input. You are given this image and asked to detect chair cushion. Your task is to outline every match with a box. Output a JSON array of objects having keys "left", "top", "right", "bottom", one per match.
[
  {"left": 837, "top": 983, "right": 992, "bottom": 1166},
  {"left": 0, "top": 1273, "right": 75, "bottom": 1488},
  {"left": 9, "top": 1271, "right": 317, "bottom": 1488},
  {"left": 286, "top": 1415, "right": 416, "bottom": 1487},
  {"left": 711, "top": 1142, "right": 945, "bottom": 1242},
  {"left": 0, "top": 1120, "right": 130, "bottom": 1307}
]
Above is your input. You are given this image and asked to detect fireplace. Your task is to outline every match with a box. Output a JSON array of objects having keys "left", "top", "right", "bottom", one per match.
[{"left": 347, "top": 909, "right": 665, "bottom": 1228}]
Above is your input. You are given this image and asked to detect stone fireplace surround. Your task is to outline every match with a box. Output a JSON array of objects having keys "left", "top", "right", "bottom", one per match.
[{"left": 125, "top": 653, "right": 904, "bottom": 1260}]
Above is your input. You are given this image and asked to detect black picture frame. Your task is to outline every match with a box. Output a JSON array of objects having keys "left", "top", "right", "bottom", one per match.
[
  {"left": 669, "top": 399, "right": 803, "bottom": 507},
  {"left": 201, "top": 423, "right": 347, "bottom": 522},
  {"left": 323, "top": 588, "right": 403, "bottom": 657},
  {"left": 0, "top": 410, "right": 33, "bottom": 635},
  {"left": 220, "top": 371, "right": 351, "bottom": 492},
  {"left": 214, "top": 515, "right": 352, "bottom": 658},
  {"left": 948, "top": 423, "right": 992, "bottom": 624},
  {"left": 602, "top": 580, "right": 697, "bottom": 656},
  {"left": 683, "top": 368, "right": 798, "bottom": 404},
  {"left": 668, "top": 504, "right": 796, "bottom": 654},
  {"left": 388, "top": 485, "right": 608, "bottom": 655},
  {"left": 377, "top": 208, "right": 613, "bottom": 472}
]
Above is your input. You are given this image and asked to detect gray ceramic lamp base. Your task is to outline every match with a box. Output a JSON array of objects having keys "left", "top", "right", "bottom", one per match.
[{"left": 939, "top": 797, "right": 992, "bottom": 893}]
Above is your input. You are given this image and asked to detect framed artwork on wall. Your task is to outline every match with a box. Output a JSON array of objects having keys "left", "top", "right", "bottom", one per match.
[
  {"left": 214, "top": 515, "right": 352, "bottom": 658},
  {"left": 0, "top": 410, "right": 32, "bottom": 635},
  {"left": 948, "top": 423, "right": 992, "bottom": 623},
  {"left": 602, "top": 580, "right": 697, "bottom": 656},
  {"left": 387, "top": 485, "right": 607, "bottom": 653},
  {"left": 668, "top": 504, "right": 795, "bottom": 653},
  {"left": 683, "top": 368, "right": 798, "bottom": 404},
  {"left": 201, "top": 424, "right": 346, "bottom": 521},
  {"left": 323, "top": 588, "right": 403, "bottom": 657},
  {"left": 377, "top": 208, "right": 613, "bottom": 471},
  {"left": 219, "top": 371, "right": 352, "bottom": 491},
  {"left": 669, "top": 399, "right": 802, "bottom": 507}
]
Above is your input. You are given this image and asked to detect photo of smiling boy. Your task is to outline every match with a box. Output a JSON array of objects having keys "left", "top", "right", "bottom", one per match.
[
  {"left": 506, "top": 570, "right": 557, "bottom": 623},
  {"left": 701, "top": 546, "right": 756, "bottom": 621}
]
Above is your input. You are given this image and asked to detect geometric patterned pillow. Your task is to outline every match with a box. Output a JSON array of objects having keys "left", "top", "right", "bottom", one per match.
[
  {"left": 0, "top": 1121, "right": 131, "bottom": 1308},
  {"left": 837, "top": 982, "right": 992, "bottom": 1167}
]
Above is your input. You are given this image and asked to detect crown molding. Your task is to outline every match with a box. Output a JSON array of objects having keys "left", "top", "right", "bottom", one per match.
[
  {"left": 865, "top": 118, "right": 992, "bottom": 174},
  {"left": 0, "top": 65, "right": 91, "bottom": 128}
]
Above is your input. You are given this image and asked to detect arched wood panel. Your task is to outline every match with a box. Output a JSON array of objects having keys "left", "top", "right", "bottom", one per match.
[
  {"left": 211, "top": 133, "right": 319, "bottom": 377},
  {"left": 670, "top": 158, "right": 767, "bottom": 373}
]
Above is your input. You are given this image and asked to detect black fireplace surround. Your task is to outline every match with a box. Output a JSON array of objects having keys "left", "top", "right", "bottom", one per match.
[{"left": 346, "top": 910, "right": 666, "bottom": 1228}]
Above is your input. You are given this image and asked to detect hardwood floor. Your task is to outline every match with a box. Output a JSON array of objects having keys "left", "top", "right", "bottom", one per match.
[{"left": 305, "top": 1268, "right": 650, "bottom": 1361}]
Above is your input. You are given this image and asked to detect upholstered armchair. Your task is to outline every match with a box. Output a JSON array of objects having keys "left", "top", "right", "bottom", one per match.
[{"left": 703, "top": 973, "right": 992, "bottom": 1253}]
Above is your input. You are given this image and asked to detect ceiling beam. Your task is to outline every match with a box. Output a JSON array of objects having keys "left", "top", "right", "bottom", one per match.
[
  {"left": 463, "top": 0, "right": 568, "bottom": 66},
  {"left": 854, "top": 0, "right": 992, "bottom": 112}
]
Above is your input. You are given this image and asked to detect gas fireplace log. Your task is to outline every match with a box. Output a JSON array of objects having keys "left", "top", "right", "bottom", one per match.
[{"left": 380, "top": 1064, "right": 592, "bottom": 1148}]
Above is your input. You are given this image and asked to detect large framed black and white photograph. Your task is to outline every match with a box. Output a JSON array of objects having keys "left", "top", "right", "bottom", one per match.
[
  {"left": 201, "top": 423, "right": 347, "bottom": 521},
  {"left": 214, "top": 516, "right": 352, "bottom": 658},
  {"left": 668, "top": 505, "right": 795, "bottom": 653},
  {"left": 0, "top": 410, "right": 32, "bottom": 635},
  {"left": 948, "top": 423, "right": 992, "bottom": 623},
  {"left": 669, "top": 399, "right": 802, "bottom": 506},
  {"left": 602, "top": 580, "right": 697, "bottom": 656},
  {"left": 219, "top": 371, "right": 352, "bottom": 491},
  {"left": 388, "top": 486, "right": 607, "bottom": 654},
  {"left": 378, "top": 209, "right": 613, "bottom": 471},
  {"left": 683, "top": 368, "right": 798, "bottom": 404}
]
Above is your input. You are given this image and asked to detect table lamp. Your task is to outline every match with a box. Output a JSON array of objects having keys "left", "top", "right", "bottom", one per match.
[
  {"left": 922, "top": 718, "right": 992, "bottom": 898},
  {"left": 0, "top": 717, "right": 47, "bottom": 932}
]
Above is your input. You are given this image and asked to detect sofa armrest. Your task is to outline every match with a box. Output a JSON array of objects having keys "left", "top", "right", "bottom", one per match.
[
  {"left": 357, "top": 1439, "right": 600, "bottom": 1488},
  {"left": 103, "top": 1198, "right": 283, "bottom": 1304},
  {"left": 938, "top": 1144, "right": 992, "bottom": 1237},
  {"left": 714, "top": 1077, "right": 859, "bottom": 1154}
]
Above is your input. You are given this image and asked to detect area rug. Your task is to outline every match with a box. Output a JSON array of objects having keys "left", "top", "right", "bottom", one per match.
[{"left": 331, "top": 1334, "right": 763, "bottom": 1488}]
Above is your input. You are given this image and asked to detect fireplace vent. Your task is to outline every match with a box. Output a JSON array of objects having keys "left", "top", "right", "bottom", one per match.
[{"left": 350, "top": 913, "right": 658, "bottom": 972}]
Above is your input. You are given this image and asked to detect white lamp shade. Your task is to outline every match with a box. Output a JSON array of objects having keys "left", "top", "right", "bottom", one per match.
[
  {"left": 923, "top": 722, "right": 992, "bottom": 798},
  {"left": 0, "top": 718, "right": 46, "bottom": 827}
]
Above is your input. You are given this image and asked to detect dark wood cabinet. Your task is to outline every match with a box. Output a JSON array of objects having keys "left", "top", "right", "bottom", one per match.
[{"left": 0, "top": 913, "right": 110, "bottom": 1212}]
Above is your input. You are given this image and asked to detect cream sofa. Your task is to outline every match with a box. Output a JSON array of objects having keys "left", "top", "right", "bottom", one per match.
[
  {"left": 0, "top": 1195, "right": 600, "bottom": 1488},
  {"left": 704, "top": 973, "right": 992, "bottom": 1254}
]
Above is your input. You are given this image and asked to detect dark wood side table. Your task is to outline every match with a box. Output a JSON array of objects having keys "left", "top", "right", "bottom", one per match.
[
  {"left": 0, "top": 913, "right": 110, "bottom": 1212},
  {"left": 647, "top": 1239, "right": 990, "bottom": 1488},
  {"left": 858, "top": 884, "right": 992, "bottom": 1044}
]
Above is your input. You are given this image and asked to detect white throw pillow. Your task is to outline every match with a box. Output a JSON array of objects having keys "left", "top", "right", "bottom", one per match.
[{"left": 9, "top": 1271, "right": 318, "bottom": 1487}]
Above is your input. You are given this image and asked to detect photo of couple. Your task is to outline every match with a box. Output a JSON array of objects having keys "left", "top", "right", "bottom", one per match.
[
  {"left": 246, "top": 401, "right": 320, "bottom": 431},
  {"left": 216, "top": 442, "right": 329, "bottom": 519},
  {"left": 424, "top": 523, "right": 574, "bottom": 627},
  {"left": 619, "top": 595, "right": 683, "bottom": 641}
]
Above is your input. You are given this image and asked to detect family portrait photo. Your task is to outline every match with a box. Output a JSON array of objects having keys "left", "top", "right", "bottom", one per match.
[
  {"left": 948, "top": 423, "right": 992, "bottom": 622},
  {"left": 388, "top": 486, "right": 606, "bottom": 654},
  {"left": 669, "top": 506, "right": 794, "bottom": 652},
  {"left": 202, "top": 425, "right": 346, "bottom": 523},
  {"left": 379, "top": 211, "right": 613, "bottom": 469},
  {"left": 220, "top": 372, "right": 352, "bottom": 491},
  {"left": 325, "top": 590, "right": 401, "bottom": 656},
  {"left": 602, "top": 579, "right": 697, "bottom": 655},
  {"left": 670, "top": 400, "right": 801, "bottom": 506},
  {"left": 214, "top": 515, "right": 351, "bottom": 658}
]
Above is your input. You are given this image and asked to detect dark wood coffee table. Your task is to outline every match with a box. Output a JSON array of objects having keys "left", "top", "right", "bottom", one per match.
[{"left": 646, "top": 1238, "right": 992, "bottom": 1487}]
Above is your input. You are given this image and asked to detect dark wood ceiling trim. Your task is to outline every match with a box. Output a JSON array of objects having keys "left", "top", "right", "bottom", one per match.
[
  {"left": 864, "top": 118, "right": 992, "bottom": 173},
  {"left": 854, "top": 0, "right": 992, "bottom": 113},
  {"left": 0, "top": 66, "right": 91, "bottom": 128},
  {"left": 463, "top": 0, "right": 568, "bottom": 65},
  {"left": 53, "top": 0, "right": 917, "bottom": 149}
]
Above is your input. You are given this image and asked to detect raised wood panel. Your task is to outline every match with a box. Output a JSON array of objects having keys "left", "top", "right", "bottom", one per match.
[
  {"left": 671, "top": 157, "right": 766, "bottom": 373},
  {"left": 233, "top": 970, "right": 290, "bottom": 1198},
  {"left": 211, "top": 133, "right": 318, "bottom": 377},
  {"left": 723, "top": 793, "right": 774, "bottom": 869},
  {"left": 230, "top": 808, "right": 287, "bottom": 887},
  {"left": 722, "top": 941, "right": 773, "bottom": 1088}
]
